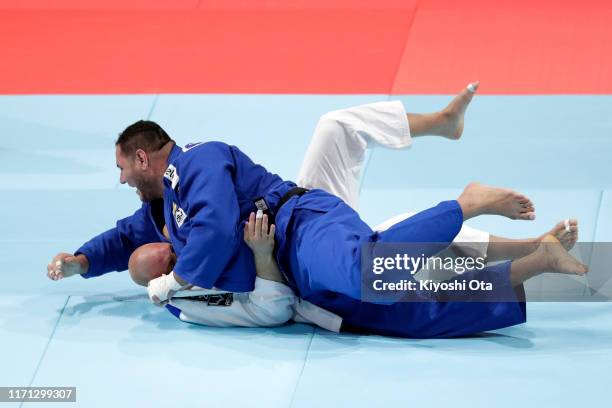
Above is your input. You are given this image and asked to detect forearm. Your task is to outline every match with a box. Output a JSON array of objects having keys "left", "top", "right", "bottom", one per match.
[
  {"left": 76, "top": 228, "right": 131, "bottom": 278},
  {"left": 173, "top": 271, "right": 189, "bottom": 286},
  {"left": 253, "top": 253, "right": 285, "bottom": 283}
]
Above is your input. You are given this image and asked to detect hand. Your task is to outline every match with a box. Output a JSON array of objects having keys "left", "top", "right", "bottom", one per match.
[
  {"left": 147, "top": 272, "right": 183, "bottom": 306},
  {"left": 243, "top": 211, "right": 276, "bottom": 257},
  {"left": 47, "top": 253, "right": 89, "bottom": 280}
]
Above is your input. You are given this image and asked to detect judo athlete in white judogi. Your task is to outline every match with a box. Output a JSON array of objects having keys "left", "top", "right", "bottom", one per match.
[
  {"left": 121, "top": 84, "right": 581, "bottom": 335},
  {"left": 47, "top": 83, "right": 584, "bottom": 338}
]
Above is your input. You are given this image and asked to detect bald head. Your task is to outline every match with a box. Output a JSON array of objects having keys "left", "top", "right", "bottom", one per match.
[{"left": 128, "top": 243, "right": 176, "bottom": 286}]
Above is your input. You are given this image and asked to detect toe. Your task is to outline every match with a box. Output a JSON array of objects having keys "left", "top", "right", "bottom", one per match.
[
  {"left": 466, "top": 81, "right": 480, "bottom": 93},
  {"left": 521, "top": 205, "right": 535, "bottom": 213}
]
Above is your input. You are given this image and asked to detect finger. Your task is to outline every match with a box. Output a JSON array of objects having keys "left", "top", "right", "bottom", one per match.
[
  {"left": 262, "top": 214, "right": 269, "bottom": 235},
  {"left": 254, "top": 211, "right": 263, "bottom": 239},
  {"left": 243, "top": 221, "right": 249, "bottom": 241},
  {"left": 248, "top": 212, "right": 255, "bottom": 238},
  {"left": 268, "top": 224, "right": 276, "bottom": 240}
]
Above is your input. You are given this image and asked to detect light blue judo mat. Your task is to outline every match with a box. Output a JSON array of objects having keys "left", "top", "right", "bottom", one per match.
[{"left": 1, "top": 95, "right": 611, "bottom": 407}]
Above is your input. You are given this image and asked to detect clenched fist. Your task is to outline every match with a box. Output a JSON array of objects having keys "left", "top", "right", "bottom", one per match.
[{"left": 47, "top": 253, "right": 89, "bottom": 280}]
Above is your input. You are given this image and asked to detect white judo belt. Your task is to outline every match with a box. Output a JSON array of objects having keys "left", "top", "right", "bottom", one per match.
[{"left": 292, "top": 299, "right": 343, "bottom": 333}]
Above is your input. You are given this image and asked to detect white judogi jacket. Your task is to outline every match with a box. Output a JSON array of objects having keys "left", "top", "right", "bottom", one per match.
[{"left": 167, "top": 278, "right": 343, "bottom": 332}]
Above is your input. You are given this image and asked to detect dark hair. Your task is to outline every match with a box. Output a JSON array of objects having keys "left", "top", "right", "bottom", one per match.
[{"left": 116, "top": 120, "right": 173, "bottom": 156}]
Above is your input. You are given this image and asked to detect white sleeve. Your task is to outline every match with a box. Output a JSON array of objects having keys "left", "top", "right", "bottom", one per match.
[{"left": 169, "top": 278, "right": 296, "bottom": 327}]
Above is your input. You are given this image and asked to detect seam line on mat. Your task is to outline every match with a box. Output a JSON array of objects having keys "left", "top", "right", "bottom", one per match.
[
  {"left": 147, "top": 94, "right": 160, "bottom": 120},
  {"left": 20, "top": 296, "right": 70, "bottom": 408},
  {"left": 288, "top": 327, "right": 316, "bottom": 408},
  {"left": 585, "top": 189, "right": 604, "bottom": 296}
]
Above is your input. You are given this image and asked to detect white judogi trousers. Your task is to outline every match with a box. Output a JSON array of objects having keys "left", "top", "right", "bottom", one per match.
[{"left": 297, "top": 100, "right": 490, "bottom": 259}]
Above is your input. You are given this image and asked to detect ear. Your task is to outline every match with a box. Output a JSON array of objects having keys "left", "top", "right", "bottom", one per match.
[{"left": 134, "top": 149, "right": 149, "bottom": 169}]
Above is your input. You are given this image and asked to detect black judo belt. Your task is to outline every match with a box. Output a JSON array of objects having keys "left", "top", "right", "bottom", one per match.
[
  {"left": 177, "top": 293, "right": 234, "bottom": 306},
  {"left": 252, "top": 187, "right": 309, "bottom": 226}
]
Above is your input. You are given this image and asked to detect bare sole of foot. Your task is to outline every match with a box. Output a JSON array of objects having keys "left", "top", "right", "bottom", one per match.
[
  {"left": 439, "top": 81, "right": 480, "bottom": 140},
  {"left": 459, "top": 182, "right": 535, "bottom": 220},
  {"left": 540, "top": 219, "right": 578, "bottom": 251},
  {"left": 539, "top": 235, "right": 588, "bottom": 275}
]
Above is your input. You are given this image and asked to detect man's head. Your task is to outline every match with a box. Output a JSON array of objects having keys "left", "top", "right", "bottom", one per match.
[
  {"left": 128, "top": 243, "right": 176, "bottom": 286},
  {"left": 115, "top": 120, "right": 174, "bottom": 202}
]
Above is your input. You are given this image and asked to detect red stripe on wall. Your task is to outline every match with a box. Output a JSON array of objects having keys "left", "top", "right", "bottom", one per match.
[
  {"left": 0, "top": 1, "right": 611, "bottom": 94},
  {"left": 392, "top": 0, "right": 612, "bottom": 94},
  {"left": 0, "top": 8, "right": 415, "bottom": 94}
]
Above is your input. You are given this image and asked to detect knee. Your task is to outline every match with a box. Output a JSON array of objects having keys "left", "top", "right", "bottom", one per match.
[{"left": 316, "top": 112, "right": 346, "bottom": 137}]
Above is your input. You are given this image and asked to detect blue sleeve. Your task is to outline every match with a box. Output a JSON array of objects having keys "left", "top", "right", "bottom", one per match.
[
  {"left": 172, "top": 143, "right": 254, "bottom": 290},
  {"left": 75, "top": 204, "right": 160, "bottom": 278}
]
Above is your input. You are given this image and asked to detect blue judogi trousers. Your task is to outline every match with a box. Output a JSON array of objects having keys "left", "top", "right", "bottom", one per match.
[{"left": 275, "top": 189, "right": 526, "bottom": 338}]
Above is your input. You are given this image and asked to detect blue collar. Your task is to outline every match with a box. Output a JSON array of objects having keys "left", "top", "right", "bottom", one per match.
[{"left": 167, "top": 143, "right": 182, "bottom": 165}]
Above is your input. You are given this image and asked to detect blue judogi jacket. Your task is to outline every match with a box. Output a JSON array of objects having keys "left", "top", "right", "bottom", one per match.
[{"left": 76, "top": 141, "right": 295, "bottom": 292}]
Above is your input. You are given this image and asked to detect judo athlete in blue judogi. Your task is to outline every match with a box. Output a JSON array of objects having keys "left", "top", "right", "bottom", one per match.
[
  {"left": 47, "top": 89, "right": 585, "bottom": 338},
  {"left": 75, "top": 139, "right": 297, "bottom": 293}
]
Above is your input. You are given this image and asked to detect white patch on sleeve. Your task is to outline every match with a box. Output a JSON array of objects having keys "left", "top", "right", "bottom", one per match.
[
  {"left": 173, "top": 203, "right": 187, "bottom": 228},
  {"left": 164, "top": 164, "right": 180, "bottom": 190}
]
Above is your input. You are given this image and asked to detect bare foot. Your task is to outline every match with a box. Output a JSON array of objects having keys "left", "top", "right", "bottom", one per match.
[
  {"left": 539, "top": 219, "right": 578, "bottom": 251},
  {"left": 458, "top": 182, "right": 535, "bottom": 220},
  {"left": 539, "top": 235, "right": 588, "bottom": 275},
  {"left": 438, "top": 81, "right": 480, "bottom": 140}
]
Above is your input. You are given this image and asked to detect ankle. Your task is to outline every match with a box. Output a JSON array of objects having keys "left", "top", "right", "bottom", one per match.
[
  {"left": 438, "top": 109, "right": 453, "bottom": 126},
  {"left": 457, "top": 197, "right": 479, "bottom": 220},
  {"left": 534, "top": 242, "right": 554, "bottom": 271},
  {"left": 526, "top": 237, "right": 541, "bottom": 253}
]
